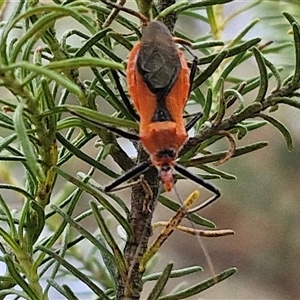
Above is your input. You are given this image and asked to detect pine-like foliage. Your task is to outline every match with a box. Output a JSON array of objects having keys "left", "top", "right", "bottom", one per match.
[{"left": 0, "top": 1, "right": 299, "bottom": 299}]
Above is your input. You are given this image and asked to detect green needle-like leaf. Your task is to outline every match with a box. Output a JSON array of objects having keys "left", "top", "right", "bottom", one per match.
[
  {"left": 53, "top": 166, "right": 133, "bottom": 237},
  {"left": 146, "top": 263, "right": 173, "bottom": 300},
  {"left": 46, "top": 279, "right": 79, "bottom": 300},
  {"left": 75, "top": 28, "right": 113, "bottom": 57},
  {"left": 252, "top": 47, "right": 268, "bottom": 102},
  {"left": 0, "top": 194, "right": 18, "bottom": 239},
  {"left": 0, "top": 184, "right": 34, "bottom": 202},
  {"left": 0, "top": 227, "right": 20, "bottom": 253},
  {"left": 156, "top": 1, "right": 188, "bottom": 19},
  {"left": 50, "top": 204, "right": 116, "bottom": 266},
  {"left": 158, "top": 267, "right": 237, "bottom": 300},
  {"left": 47, "top": 57, "right": 123, "bottom": 71},
  {"left": 257, "top": 113, "right": 293, "bottom": 151},
  {"left": 283, "top": 12, "right": 300, "bottom": 84},
  {"left": 37, "top": 246, "right": 110, "bottom": 300},
  {"left": 56, "top": 132, "right": 119, "bottom": 179},
  {"left": 198, "top": 37, "right": 261, "bottom": 65},
  {"left": 176, "top": 0, "right": 234, "bottom": 13},
  {"left": 0, "top": 289, "right": 31, "bottom": 299},
  {"left": 193, "top": 50, "right": 228, "bottom": 89},
  {"left": 13, "top": 101, "right": 45, "bottom": 181},
  {"left": 29, "top": 201, "right": 45, "bottom": 245},
  {"left": 4, "top": 255, "right": 40, "bottom": 300},
  {"left": 4, "top": 63, "right": 84, "bottom": 99},
  {"left": 143, "top": 266, "right": 203, "bottom": 283},
  {"left": 292, "top": 22, "right": 300, "bottom": 84},
  {"left": 64, "top": 105, "right": 138, "bottom": 129},
  {"left": 91, "top": 202, "right": 128, "bottom": 277}
]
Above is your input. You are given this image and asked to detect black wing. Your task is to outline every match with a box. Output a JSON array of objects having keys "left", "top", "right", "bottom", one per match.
[{"left": 137, "top": 21, "right": 181, "bottom": 100}]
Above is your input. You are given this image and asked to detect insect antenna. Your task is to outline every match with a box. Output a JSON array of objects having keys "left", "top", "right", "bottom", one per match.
[
  {"left": 68, "top": 109, "right": 140, "bottom": 140},
  {"left": 173, "top": 184, "right": 217, "bottom": 280},
  {"left": 174, "top": 164, "right": 221, "bottom": 210},
  {"left": 104, "top": 160, "right": 151, "bottom": 192}
]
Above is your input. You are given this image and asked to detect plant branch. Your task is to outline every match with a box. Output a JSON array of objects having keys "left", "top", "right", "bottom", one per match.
[{"left": 182, "top": 80, "right": 300, "bottom": 154}]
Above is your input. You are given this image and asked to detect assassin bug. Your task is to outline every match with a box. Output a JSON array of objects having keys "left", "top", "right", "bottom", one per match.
[
  {"left": 71, "top": 21, "right": 221, "bottom": 205},
  {"left": 106, "top": 21, "right": 220, "bottom": 204}
]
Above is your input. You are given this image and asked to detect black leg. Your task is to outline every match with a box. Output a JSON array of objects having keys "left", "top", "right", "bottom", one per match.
[
  {"left": 56, "top": 132, "right": 118, "bottom": 178},
  {"left": 91, "top": 121, "right": 140, "bottom": 141},
  {"left": 188, "top": 56, "right": 198, "bottom": 96},
  {"left": 111, "top": 69, "right": 140, "bottom": 121},
  {"left": 105, "top": 161, "right": 151, "bottom": 192},
  {"left": 69, "top": 110, "right": 140, "bottom": 141},
  {"left": 174, "top": 164, "right": 221, "bottom": 210},
  {"left": 184, "top": 56, "right": 202, "bottom": 131},
  {"left": 185, "top": 111, "right": 203, "bottom": 132}
]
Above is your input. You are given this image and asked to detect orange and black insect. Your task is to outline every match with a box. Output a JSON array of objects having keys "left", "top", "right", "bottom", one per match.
[{"left": 100, "top": 21, "right": 221, "bottom": 207}]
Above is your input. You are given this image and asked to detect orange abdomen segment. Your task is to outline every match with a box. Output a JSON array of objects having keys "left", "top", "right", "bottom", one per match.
[{"left": 139, "top": 122, "right": 188, "bottom": 156}]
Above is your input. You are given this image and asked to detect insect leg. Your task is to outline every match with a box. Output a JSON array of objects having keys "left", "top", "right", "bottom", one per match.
[
  {"left": 189, "top": 55, "right": 198, "bottom": 95},
  {"left": 111, "top": 69, "right": 140, "bottom": 121},
  {"left": 56, "top": 132, "right": 118, "bottom": 178},
  {"left": 105, "top": 161, "right": 151, "bottom": 192},
  {"left": 69, "top": 110, "right": 140, "bottom": 140},
  {"left": 174, "top": 164, "right": 221, "bottom": 210},
  {"left": 185, "top": 111, "right": 203, "bottom": 132},
  {"left": 185, "top": 55, "right": 203, "bottom": 131},
  {"left": 92, "top": 122, "right": 140, "bottom": 140}
]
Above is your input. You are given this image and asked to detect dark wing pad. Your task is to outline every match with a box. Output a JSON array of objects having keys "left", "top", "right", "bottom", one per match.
[{"left": 137, "top": 21, "right": 181, "bottom": 101}]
